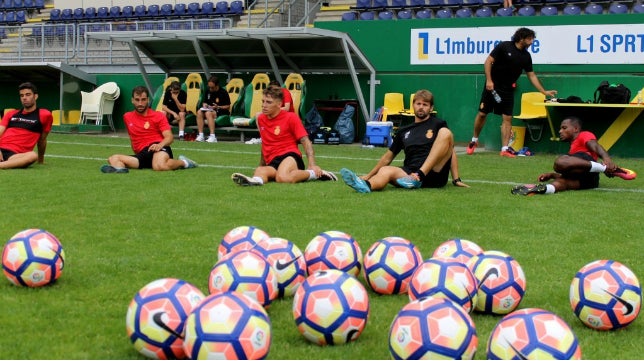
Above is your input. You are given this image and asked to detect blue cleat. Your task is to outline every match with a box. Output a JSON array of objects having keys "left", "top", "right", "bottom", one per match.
[
  {"left": 100, "top": 164, "right": 129, "bottom": 173},
  {"left": 340, "top": 168, "right": 370, "bottom": 193},
  {"left": 396, "top": 174, "right": 422, "bottom": 189},
  {"left": 179, "top": 155, "right": 197, "bottom": 169}
]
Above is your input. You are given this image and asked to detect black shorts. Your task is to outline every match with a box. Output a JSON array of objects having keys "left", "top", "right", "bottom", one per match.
[
  {"left": 0, "top": 148, "right": 16, "bottom": 161},
  {"left": 565, "top": 152, "right": 600, "bottom": 190},
  {"left": 401, "top": 158, "right": 451, "bottom": 188},
  {"left": 133, "top": 144, "right": 174, "bottom": 169},
  {"left": 478, "top": 88, "right": 514, "bottom": 116},
  {"left": 268, "top": 152, "right": 305, "bottom": 171}
]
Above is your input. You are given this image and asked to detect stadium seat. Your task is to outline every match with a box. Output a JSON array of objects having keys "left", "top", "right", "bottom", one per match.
[
  {"left": 444, "top": 0, "right": 463, "bottom": 7},
  {"left": 562, "top": 4, "right": 581, "bottom": 15},
  {"left": 229, "top": 0, "right": 243, "bottom": 14},
  {"left": 397, "top": 9, "right": 413, "bottom": 18},
  {"left": 496, "top": 6, "right": 513, "bottom": 16},
  {"left": 373, "top": 0, "right": 389, "bottom": 10},
  {"left": 475, "top": 6, "right": 492, "bottom": 16},
  {"left": 284, "top": 73, "right": 305, "bottom": 119},
  {"left": 455, "top": 7, "right": 472, "bottom": 17},
  {"left": 15, "top": 9, "right": 25, "bottom": 23},
  {"left": 147, "top": 4, "right": 160, "bottom": 18},
  {"left": 409, "top": 0, "right": 426, "bottom": 7},
  {"left": 435, "top": 8, "right": 453, "bottom": 18},
  {"left": 73, "top": 7, "right": 84, "bottom": 21},
  {"left": 378, "top": 10, "right": 394, "bottom": 19},
  {"left": 231, "top": 73, "right": 270, "bottom": 127},
  {"left": 96, "top": 6, "right": 109, "bottom": 20},
  {"left": 634, "top": 3, "right": 644, "bottom": 13},
  {"left": 184, "top": 73, "right": 203, "bottom": 116},
  {"left": 134, "top": 5, "right": 146, "bottom": 18},
  {"left": 359, "top": 11, "right": 375, "bottom": 19},
  {"left": 383, "top": 93, "right": 405, "bottom": 122},
  {"left": 201, "top": 1, "right": 214, "bottom": 15},
  {"left": 160, "top": 4, "right": 173, "bottom": 17},
  {"left": 482, "top": 0, "right": 503, "bottom": 6},
  {"left": 34, "top": 0, "right": 44, "bottom": 9},
  {"left": 517, "top": 5, "right": 535, "bottom": 16},
  {"left": 355, "top": 0, "right": 372, "bottom": 8},
  {"left": 24, "top": 0, "right": 34, "bottom": 9},
  {"left": 108, "top": 6, "right": 121, "bottom": 19},
  {"left": 341, "top": 11, "right": 357, "bottom": 20},
  {"left": 608, "top": 3, "right": 628, "bottom": 14},
  {"left": 60, "top": 8, "right": 73, "bottom": 22},
  {"left": 428, "top": 0, "right": 443, "bottom": 7},
  {"left": 415, "top": 9, "right": 432, "bottom": 18},
  {"left": 214, "top": 1, "right": 228, "bottom": 14},
  {"left": 584, "top": 3, "right": 603, "bottom": 14},
  {"left": 225, "top": 78, "right": 245, "bottom": 121},
  {"left": 122, "top": 5, "right": 134, "bottom": 19},
  {"left": 462, "top": 0, "right": 481, "bottom": 7},
  {"left": 515, "top": 92, "right": 547, "bottom": 142},
  {"left": 48, "top": 8, "right": 60, "bottom": 22},
  {"left": 540, "top": 5, "right": 558, "bottom": 16},
  {"left": 391, "top": 0, "right": 407, "bottom": 8},
  {"left": 174, "top": 3, "right": 187, "bottom": 16},
  {"left": 187, "top": 2, "right": 200, "bottom": 16},
  {"left": 84, "top": 7, "right": 96, "bottom": 19}
]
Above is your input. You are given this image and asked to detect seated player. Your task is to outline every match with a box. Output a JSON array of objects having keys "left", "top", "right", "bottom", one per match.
[{"left": 511, "top": 116, "right": 636, "bottom": 196}]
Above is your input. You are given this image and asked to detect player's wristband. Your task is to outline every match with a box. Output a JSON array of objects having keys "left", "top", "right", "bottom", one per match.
[{"left": 452, "top": 178, "right": 462, "bottom": 186}]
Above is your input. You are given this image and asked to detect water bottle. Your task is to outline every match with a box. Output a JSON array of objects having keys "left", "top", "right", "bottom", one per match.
[
  {"left": 637, "top": 90, "right": 642, "bottom": 105},
  {"left": 491, "top": 89, "right": 502, "bottom": 103}
]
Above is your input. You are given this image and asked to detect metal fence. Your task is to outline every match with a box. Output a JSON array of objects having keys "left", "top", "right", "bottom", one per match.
[{"left": 0, "top": 17, "right": 233, "bottom": 64}]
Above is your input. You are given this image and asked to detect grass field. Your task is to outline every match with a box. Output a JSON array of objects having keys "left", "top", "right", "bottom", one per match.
[{"left": 1, "top": 132, "right": 642, "bottom": 359}]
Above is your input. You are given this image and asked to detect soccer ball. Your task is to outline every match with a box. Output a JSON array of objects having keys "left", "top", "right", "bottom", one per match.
[
  {"left": 293, "top": 269, "right": 369, "bottom": 345},
  {"left": 253, "top": 237, "right": 307, "bottom": 298},
  {"left": 218, "top": 226, "right": 270, "bottom": 260},
  {"left": 125, "top": 278, "right": 206, "bottom": 359},
  {"left": 432, "top": 238, "right": 484, "bottom": 265},
  {"left": 487, "top": 308, "right": 582, "bottom": 360},
  {"left": 570, "top": 259, "right": 641, "bottom": 330},
  {"left": 408, "top": 257, "right": 479, "bottom": 313},
  {"left": 208, "top": 250, "right": 278, "bottom": 308},
  {"left": 2, "top": 229, "right": 65, "bottom": 287},
  {"left": 304, "top": 230, "right": 363, "bottom": 277},
  {"left": 467, "top": 250, "right": 526, "bottom": 315},
  {"left": 183, "top": 291, "right": 272, "bottom": 360},
  {"left": 363, "top": 236, "right": 423, "bottom": 295},
  {"left": 389, "top": 296, "right": 478, "bottom": 359}
]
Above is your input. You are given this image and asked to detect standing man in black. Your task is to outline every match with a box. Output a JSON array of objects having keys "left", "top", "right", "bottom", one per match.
[
  {"left": 196, "top": 76, "right": 231, "bottom": 143},
  {"left": 466, "top": 27, "right": 557, "bottom": 158}
]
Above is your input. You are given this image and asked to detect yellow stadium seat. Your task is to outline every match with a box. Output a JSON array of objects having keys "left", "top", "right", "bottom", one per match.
[
  {"left": 515, "top": 92, "right": 549, "bottom": 141},
  {"left": 51, "top": 110, "right": 64, "bottom": 125},
  {"left": 153, "top": 76, "right": 180, "bottom": 112},
  {"left": 226, "top": 78, "right": 245, "bottom": 111},
  {"left": 284, "top": 73, "right": 305, "bottom": 119},
  {"left": 67, "top": 110, "right": 81, "bottom": 124},
  {"left": 231, "top": 73, "right": 270, "bottom": 127},
  {"left": 184, "top": 73, "right": 203, "bottom": 115},
  {"left": 383, "top": 92, "right": 405, "bottom": 122}
]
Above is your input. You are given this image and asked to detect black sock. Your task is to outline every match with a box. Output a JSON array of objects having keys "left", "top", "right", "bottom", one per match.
[{"left": 365, "top": 180, "right": 372, "bottom": 190}]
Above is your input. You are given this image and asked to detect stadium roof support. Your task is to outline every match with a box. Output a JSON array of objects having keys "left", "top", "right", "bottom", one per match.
[{"left": 86, "top": 27, "right": 376, "bottom": 124}]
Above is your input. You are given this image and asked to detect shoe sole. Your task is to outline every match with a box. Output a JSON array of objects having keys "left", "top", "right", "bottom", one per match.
[
  {"left": 231, "top": 173, "right": 260, "bottom": 186},
  {"left": 611, "top": 168, "right": 637, "bottom": 180},
  {"left": 319, "top": 171, "right": 338, "bottom": 181},
  {"left": 500, "top": 152, "right": 516, "bottom": 158},
  {"left": 340, "top": 168, "right": 370, "bottom": 193}
]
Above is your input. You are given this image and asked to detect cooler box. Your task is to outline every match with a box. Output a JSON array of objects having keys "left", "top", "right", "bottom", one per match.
[{"left": 365, "top": 121, "right": 393, "bottom": 147}]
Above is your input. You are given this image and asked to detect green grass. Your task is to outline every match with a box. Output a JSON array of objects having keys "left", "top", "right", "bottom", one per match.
[{"left": 1, "top": 133, "right": 642, "bottom": 359}]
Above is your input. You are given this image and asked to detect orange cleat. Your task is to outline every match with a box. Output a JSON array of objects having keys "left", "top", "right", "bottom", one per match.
[
  {"left": 466, "top": 141, "right": 477, "bottom": 155},
  {"left": 606, "top": 167, "right": 637, "bottom": 180},
  {"left": 499, "top": 150, "right": 516, "bottom": 158}
]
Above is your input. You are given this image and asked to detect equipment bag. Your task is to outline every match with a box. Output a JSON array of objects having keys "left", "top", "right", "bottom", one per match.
[
  {"left": 593, "top": 81, "right": 631, "bottom": 104},
  {"left": 333, "top": 104, "right": 355, "bottom": 144},
  {"left": 304, "top": 106, "right": 324, "bottom": 136}
]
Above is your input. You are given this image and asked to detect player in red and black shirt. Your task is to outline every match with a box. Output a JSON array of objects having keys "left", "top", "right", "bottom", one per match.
[
  {"left": 0, "top": 82, "right": 53, "bottom": 169},
  {"left": 100, "top": 86, "right": 197, "bottom": 173},
  {"left": 511, "top": 116, "right": 636, "bottom": 195}
]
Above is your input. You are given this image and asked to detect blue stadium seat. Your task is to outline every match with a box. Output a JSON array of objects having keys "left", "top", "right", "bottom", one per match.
[
  {"left": 23, "top": 0, "right": 34, "bottom": 9},
  {"left": 634, "top": 3, "right": 644, "bottom": 13},
  {"left": 122, "top": 5, "right": 134, "bottom": 19},
  {"left": 229, "top": 0, "right": 243, "bottom": 14},
  {"left": 397, "top": 9, "right": 413, "bottom": 18},
  {"left": 517, "top": 5, "right": 535, "bottom": 16},
  {"left": 355, "top": 0, "right": 372, "bottom": 8},
  {"left": 482, "top": 0, "right": 503, "bottom": 6},
  {"left": 201, "top": 1, "right": 214, "bottom": 15},
  {"left": 48, "top": 8, "right": 60, "bottom": 22},
  {"left": 378, "top": 10, "right": 394, "bottom": 19},
  {"left": 373, "top": 0, "right": 389, "bottom": 9},
  {"left": 359, "top": 11, "right": 375, "bottom": 19},
  {"left": 109, "top": 6, "right": 121, "bottom": 19},
  {"left": 214, "top": 1, "right": 228, "bottom": 14},
  {"left": 462, "top": 0, "right": 481, "bottom": 7},
  {"left": 15, "top": 9, "right": 25, "bottom": 22},
  {"left": 496, "top": 6, "right": 513, "bottom": 16},
  {"left": 34, "top": 0, "right": 44, "bottom": 9},
  {"left": 391, "top": 0, "right": 407, "bottom": 8},
  {"left": 428, "top": 0, "right": 444, "bottom": 6},
  {"left": 415, "top": 8, "right": 432, "bottom": 18},
  {"left": 608, "top": 3, "right": 628, "bottom": 14},
  {"left": 540, "top": 5, "right": 558, "bottom": 16},
  {"left": 60, "top": 8, "right": 73, "bottom": 22},
  {"left": 409, "top": 0, "right": 426, "bottom": 6},
  {"left": 341, "top": 11, "right": 357, "bottom": 20},
  {"left": 4, "top": 11, "right": 15, "bottom": 23},
  {"left": 147, "top": 4, "right": 160, "bottom": 18},
  {"left": 13, "top": 0, "right": 23, "bottom": 9},
  {"left": 445, "top": 0, "right": 463, "bottom": 7},
  {"left": 436, "top": 8, "right": 453, "bottom": 17},
  {"left": 0, "top": 12, "right": 6, "bottom": 23},
  {"left": 174, "top": 3, "right": 187, "bottom": 16},
  {"left": 85, "top": 7, "right": 96, "bottom": 19},
  {"left": 562, "top": 4, "right": 581, "bottom": 15},
  {"left": 187, "top": 2, "right": 200, "bottom": 15},
  {"left": 455, "top": 7, "right": 472, "bottom": 17},
  {"left": 96, "top": 6, "right": 109, "bottom": 20},
  {"left": 475, "top": 6, "right": 492, "bottom": 16},
  {"left": 160, "top": 4, "right": 173, "bottom": 17},
  {"left": 584, "top": 3, "right": 603, "bottom": 14},
  {"left": 3, "top": 0, "right": 14, "bottom": 9},
  {"left": 73, "top": 7, "right": 84, "bottom": 21}
]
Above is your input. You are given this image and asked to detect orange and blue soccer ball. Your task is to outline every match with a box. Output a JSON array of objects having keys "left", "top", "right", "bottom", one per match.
[
  {"left": 183, "top": 291, "right": 272, "bottom": 360},
  {"left": 363, "top": 236, "right": 423, "bottom": 295},
  {"left": 408, "top": 257, "right": 479, "bottom": 313},
  {"left": 218, "top": 226, "right": 270, "bottom": 260},
  {"left": 253, "top": 237, "right": 307, "bottom": 298},
  {"left": 304, "top": 230, "right": 363, "bottom": 277},
  {"left": 432, "top": 238, "right": 484, "bottom": 265},
  {"left": 293, "top": 269, "right": 369, "bottom": 345},
  {"left": 570, "top": 259, "right": 641, "bottom": 330},
  {"left": 487, "top": 308, "right": 582, "bottom": 360},
  {"left": 209, "top": 250, "right": 278, "bottom": 308},
  {"left": 125, "top": 278, "right": 206, "bottom": 359},
  {"left": 2, "top": 228, "right": 65, "bottom": 287},
  {"left": 389, "top": 296, "right": 478, "bottom": 359},
  {"left": 467, "top": 250, "right": 526, "bottom": 315}
]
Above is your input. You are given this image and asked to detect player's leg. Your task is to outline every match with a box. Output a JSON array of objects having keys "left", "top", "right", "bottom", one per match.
[
  {"left": 195, "top": 110, "right": 206, "bottom": 141},
  {"left": 0, "top": 151, "right": 38, "bottom": 169},
  {"left": 274, "top": 156, "right": 310, "bottom": 184},
  {"left": 206, "top": 112, "right": 217, "bottom": 143}
]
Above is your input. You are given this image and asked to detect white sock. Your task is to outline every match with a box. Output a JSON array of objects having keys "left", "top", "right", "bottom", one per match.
[
  {"left": 589, "top": 161, "right": 606, "bottom": 173},
  {"left": 252, "top": 176, "right": 264, "bottom": 184},
  {"left": 179, "top": 130, "right": 184, "bottom": 136},
  {"left": 471, "top": 137, "right": 478, "bottom": 143},
  {"left": 501, "top": 146, "right": 509, "bottom": 152},
  {"left": 545, "top": 184, "right": 556, "bottom": 194},
  {"left": 198, "top": 132, "right": 204, "bottom": 137},
  {"left": 182, "top": 159, "right": 189, "bottom": 168},
  {"left": 307, "top": 170, "right": 316, "bottom": 181}
]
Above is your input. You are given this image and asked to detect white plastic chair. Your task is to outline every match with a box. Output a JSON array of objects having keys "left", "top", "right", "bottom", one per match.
[{"left": 79, "top": 82, "right": 120, "bottom": 132}]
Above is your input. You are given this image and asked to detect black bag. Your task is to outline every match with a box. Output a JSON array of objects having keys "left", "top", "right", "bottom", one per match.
[
  {"left": 333, "top": 104, "right": 355, "bottom": 144},
  {"left": 594, "top": 81, "right": 631, "bottom": 104},
  {"left": 304, "top": 106, "right": 324, "bottom": 136}
]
